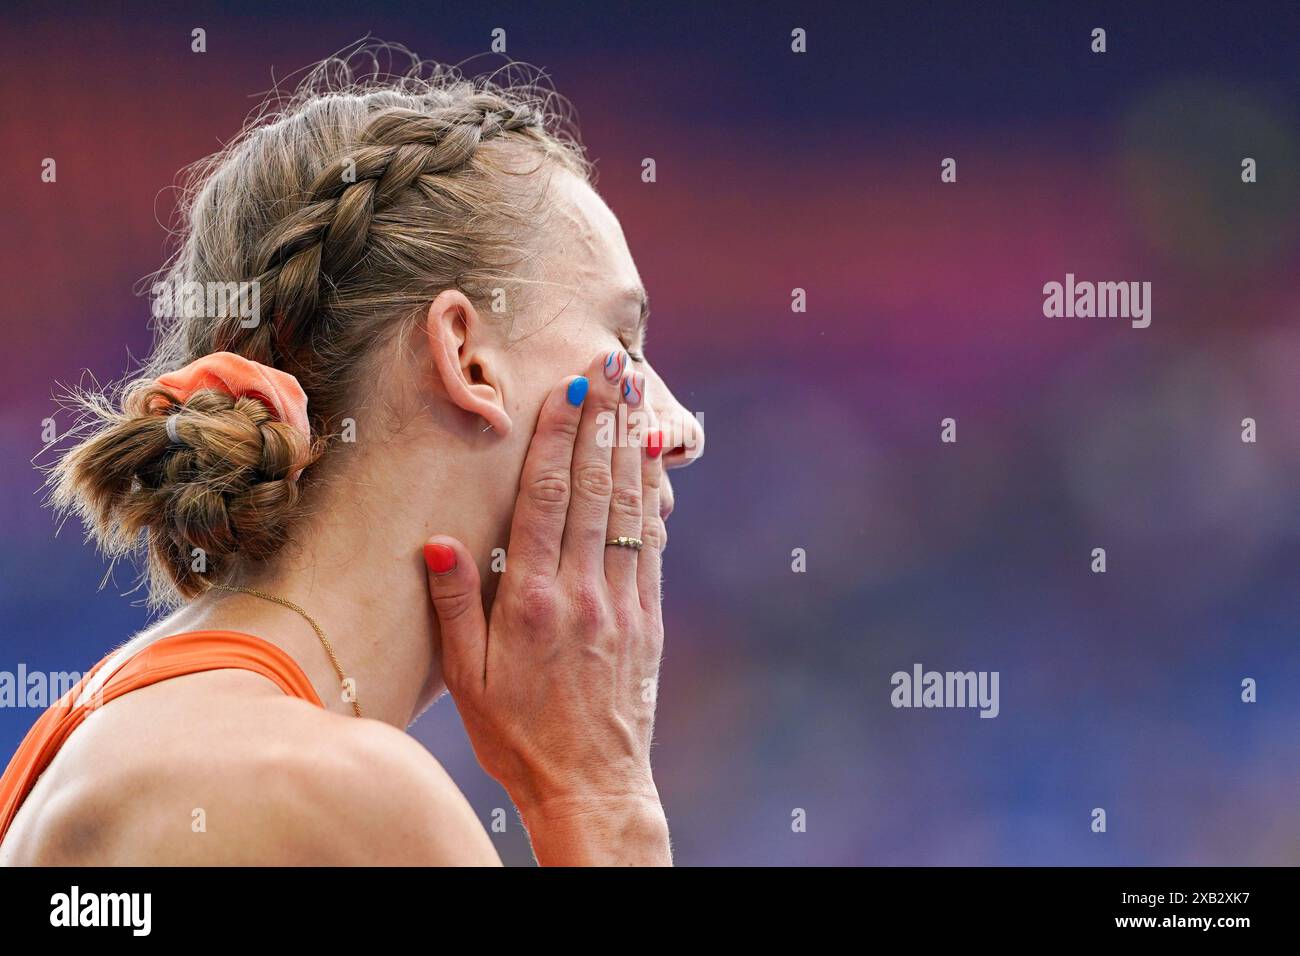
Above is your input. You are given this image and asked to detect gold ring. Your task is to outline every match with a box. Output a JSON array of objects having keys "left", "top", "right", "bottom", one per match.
[{"left": 605, "top": 536, "right": 644, "bottom": 551}]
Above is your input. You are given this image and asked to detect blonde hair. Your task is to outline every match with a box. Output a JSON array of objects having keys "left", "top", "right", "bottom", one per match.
[{"left": 51, "top": 43, "right": 590, "bottom": 606}]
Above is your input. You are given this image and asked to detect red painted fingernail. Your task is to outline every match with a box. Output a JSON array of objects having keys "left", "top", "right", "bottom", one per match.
[
  {"left": 423, "top": 543, "right": 457, "bottom": 575},
  {"left": 648, "top": 430, "right": 664, "bottom": 459}
]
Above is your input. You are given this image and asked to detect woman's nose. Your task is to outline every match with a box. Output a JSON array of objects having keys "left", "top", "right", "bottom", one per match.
[{"left": 657, "top": 403, "right": 704, "bottom": 470}]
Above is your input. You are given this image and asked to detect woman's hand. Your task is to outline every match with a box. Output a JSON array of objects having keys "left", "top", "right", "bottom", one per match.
[{"left": 422, "top": 350, "right": 671, "bottom": 865}]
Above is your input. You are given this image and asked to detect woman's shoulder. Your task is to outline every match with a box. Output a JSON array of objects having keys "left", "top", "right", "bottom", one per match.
[{"left": 4, "top": 670, "right": 499, "bottom": 865}]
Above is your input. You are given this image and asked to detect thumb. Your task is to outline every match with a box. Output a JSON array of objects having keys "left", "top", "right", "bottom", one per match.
[{"left": 423, "top": 536, "right": 487, "bottom": 695}]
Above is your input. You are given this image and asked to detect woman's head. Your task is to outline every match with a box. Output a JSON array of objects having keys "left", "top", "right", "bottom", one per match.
[{"left": 52, "top": 46, "right": 702, "bottom": 607}]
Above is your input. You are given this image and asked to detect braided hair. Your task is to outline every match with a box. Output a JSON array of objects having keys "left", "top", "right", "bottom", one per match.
[{"left": 51, "top": 47, "right": 590, "bottom": 606}]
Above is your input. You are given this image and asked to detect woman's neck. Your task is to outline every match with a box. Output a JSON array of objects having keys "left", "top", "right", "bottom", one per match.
[
  {"left": 143, "top": 442, "right": 503, "bottom": 728},
  {"left": 145, "top": 549, "right": 433, "bottom": 729}
]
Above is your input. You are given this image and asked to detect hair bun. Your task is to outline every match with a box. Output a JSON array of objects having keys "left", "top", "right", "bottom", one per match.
[{"left": 50, "top": 381, "right": 312, "bottom": 603}]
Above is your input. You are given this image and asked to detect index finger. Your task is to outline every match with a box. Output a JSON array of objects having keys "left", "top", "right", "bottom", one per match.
[{"left": 505, "top": 373, "right": 589, "bottom": 582}]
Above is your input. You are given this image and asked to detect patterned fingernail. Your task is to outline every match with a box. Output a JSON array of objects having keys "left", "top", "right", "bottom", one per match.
[
  {"left": 603, "top": 350, "right": 628, "bottom": 382},
  {"left": 647, "top": 429, "right": 664, "bottom": 459},
  {"left": 566, "top": 376, "right": 589, "bottom": 406},
  {"left": 622, "top": 371, "right": 645, "bottom": 406}
]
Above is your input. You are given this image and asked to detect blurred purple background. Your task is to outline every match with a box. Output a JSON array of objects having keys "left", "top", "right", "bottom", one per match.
[{"left": 3, "top": 1, "right": 1300, "bottom": 864}]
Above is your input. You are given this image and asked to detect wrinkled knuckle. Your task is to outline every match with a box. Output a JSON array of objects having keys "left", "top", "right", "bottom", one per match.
[
  {"left": 590, "top": 382, "right": 620, "bottom": 410},
  {"left": 574, "top": 463, "right": 614, "bottom": 499},
  {"left": 610, "top": 485, "right": 642, "bottom": 517},
  {"left": 640, "top": 516, "right": 667, "bottom": 552},
  {"left": 432, "top": 589, "right": 476, "bottom": 624},
  {"left": 516, "top": 582, "right": 557, "bottom": 629},
  {"left": 527, "top": 471, "right": 570, "bottom": 513},
  {"left": 567, "top": 580, "right": 607, "bottom": 628},
  {"left": 545, "top": 410, "right": 580, "bottom": 441}
]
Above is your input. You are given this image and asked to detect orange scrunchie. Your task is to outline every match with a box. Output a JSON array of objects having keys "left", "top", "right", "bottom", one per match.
[{"left": 153, "top": 352, "right": 311, "bottom": 478}]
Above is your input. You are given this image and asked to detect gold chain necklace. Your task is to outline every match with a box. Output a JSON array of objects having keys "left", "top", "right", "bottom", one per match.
[{"left": 209, "top": 583, "right": 362, "bottom": 718}]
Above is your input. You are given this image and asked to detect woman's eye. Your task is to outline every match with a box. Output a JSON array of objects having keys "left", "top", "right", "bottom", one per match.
[{"left": 628, "top": 350, "right": 646, "bottom": 364}]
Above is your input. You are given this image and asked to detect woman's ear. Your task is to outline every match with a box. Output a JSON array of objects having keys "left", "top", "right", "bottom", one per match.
[{"left": 423, "top": 289, "right": 512, "bottom": 436}]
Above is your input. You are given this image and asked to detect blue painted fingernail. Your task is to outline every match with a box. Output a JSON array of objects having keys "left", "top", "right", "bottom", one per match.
[{"left": 566, "top": 376, "right": 589, "bottom": 406}]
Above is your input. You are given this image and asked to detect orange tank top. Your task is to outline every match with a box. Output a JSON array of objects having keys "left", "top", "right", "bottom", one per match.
[{"left": 0, "top": 630, "right": 323, "bottom": 846}]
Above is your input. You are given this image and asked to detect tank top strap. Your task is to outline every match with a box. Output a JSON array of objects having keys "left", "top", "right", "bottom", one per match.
[
  {"left": 0, "top": 630, "right": 322, "bottom": 846},
  {"left": 94, "top": 630, "right": 324, "bottom": 709}
]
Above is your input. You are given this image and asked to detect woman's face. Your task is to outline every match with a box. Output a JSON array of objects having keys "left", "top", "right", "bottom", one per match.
[
  {"left": 410, "top": 170, "right": 702, "bottom": 711},
  {"left": 490, "top": 171, "right": 704, "bottom": 532}
]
